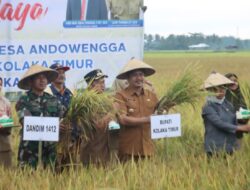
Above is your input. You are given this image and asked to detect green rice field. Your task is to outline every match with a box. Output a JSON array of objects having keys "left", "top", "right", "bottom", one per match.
[{"left": 1, "top": 51, "right": 250, "bottom": 190}]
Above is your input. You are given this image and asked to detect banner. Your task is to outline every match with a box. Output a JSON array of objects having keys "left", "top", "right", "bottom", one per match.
[{"left": 0, "top": 0, "right": 144, "bottom": 92}]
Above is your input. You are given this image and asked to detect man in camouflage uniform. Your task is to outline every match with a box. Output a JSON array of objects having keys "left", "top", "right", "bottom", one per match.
[
  {"left": 107, "top": 0, "right": 146, "bottom": 20},
  {"left": 16, "top": 65, "right": 65, "bottom": 169}
]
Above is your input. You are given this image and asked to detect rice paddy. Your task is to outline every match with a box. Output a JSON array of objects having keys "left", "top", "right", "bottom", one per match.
[{"left": 1, "top": 51, "right": 250, "bottom": 190}]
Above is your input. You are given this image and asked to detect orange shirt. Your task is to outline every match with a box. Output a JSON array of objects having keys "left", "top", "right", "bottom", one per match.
[{"left": 115, "top": 87, "right": 158, "bottom": 156}]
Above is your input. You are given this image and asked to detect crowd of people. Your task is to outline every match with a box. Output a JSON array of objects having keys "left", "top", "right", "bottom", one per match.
[{"left": 1, "top": 59, "right": 250, "bottom": 171}]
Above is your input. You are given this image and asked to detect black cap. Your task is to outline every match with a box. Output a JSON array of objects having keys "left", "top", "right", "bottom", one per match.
[
  {"left": 84, "top": 69, "right": 108, "bottom": 84},
  {"left": 50, "top": 63, "right": 70, "bottom": 71}
]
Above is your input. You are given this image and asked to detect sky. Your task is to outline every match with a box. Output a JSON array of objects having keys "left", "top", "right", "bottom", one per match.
[{"left": 144, "top": 0, "right": 250, "bottom": 39}]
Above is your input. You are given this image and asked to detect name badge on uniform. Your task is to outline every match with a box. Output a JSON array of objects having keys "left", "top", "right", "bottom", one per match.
[{"left": 128, "top": 108, "right": 134, "bottom": 113}]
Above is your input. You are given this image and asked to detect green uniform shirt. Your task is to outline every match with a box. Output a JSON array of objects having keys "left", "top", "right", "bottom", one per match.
[{"left": 16, "top": 91, "right": 66, "bottom": 169}]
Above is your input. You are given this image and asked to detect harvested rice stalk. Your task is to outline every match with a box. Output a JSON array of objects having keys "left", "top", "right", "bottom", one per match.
[
  {"left": 238, "top": 81, "right": 250, "bottom": 109},
  {"left": 155, "top": 65, "right": 203, "bottom": 114},
  {"left": 64, "top": 89, "right": 115, "bottom": 141}
]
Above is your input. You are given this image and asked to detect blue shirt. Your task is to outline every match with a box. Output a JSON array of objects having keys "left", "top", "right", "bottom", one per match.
[{"left": 50, "top": 85, "right": 73, "bottom": 109}]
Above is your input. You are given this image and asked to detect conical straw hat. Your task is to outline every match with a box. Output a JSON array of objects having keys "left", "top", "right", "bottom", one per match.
[
  {"left": 202, "top": 72, "right": 234, "bottom": 90},
  {"left": 18, "top": 65, "right": 58, "bottom": 90},
  {"left": 116, "top": 59, "right": 155, "bottom": 79}
]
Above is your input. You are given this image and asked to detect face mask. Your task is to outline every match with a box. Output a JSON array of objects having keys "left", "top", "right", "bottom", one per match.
[{"left": 207, "top": 96, "right": 225, "bottom": 104}]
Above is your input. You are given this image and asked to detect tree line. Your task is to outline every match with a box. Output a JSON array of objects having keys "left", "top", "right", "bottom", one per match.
[{"left": 144, "top": 33, "right": 250, "bottom": 50}]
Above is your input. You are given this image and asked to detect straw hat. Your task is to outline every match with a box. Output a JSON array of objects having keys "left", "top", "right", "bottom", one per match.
[
  {"left": 202, "top": 72, "right": 234, "bottom": 90},
  {"left": 18, "top": 65, "right": 58, "bottom": 90},
  {"left": 116, "top": 59, "right": 155, "bottom": 79}
]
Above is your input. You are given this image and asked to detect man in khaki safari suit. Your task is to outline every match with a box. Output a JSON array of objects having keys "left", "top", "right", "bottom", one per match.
[{"left": 114, "top": 59, "right": 158, "bottom": 162}]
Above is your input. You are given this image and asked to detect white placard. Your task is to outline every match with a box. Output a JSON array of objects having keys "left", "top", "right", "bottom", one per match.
[
  {"left": 150, "top": 114, "right": 181, "bottom": 139},
  {"left": 23, "top": 116, "right": 59, "bottom": 141}
]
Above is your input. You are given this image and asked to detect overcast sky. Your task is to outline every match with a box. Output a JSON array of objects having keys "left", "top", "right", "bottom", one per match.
[{"left": 144, "top": 0, "right": 250, "bottom": 39}]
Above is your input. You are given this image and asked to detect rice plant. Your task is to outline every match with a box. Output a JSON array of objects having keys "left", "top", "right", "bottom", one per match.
[
  {"left": 2, "top": 52, "right": 250, "bottom": 190},
  {"left": 239, "top": 81, "right": 250, "bottom": 109},
  {"left": 63, "top": 89, "right": 115, "bottom": 141},
  {"left": 155, "top": 64, "right": 204, "bottom": 114}
]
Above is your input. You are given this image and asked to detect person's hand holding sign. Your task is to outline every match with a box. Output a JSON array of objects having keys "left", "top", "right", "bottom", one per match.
[{"left": 59, "top": 122, "right": 68, "bottom": 133}]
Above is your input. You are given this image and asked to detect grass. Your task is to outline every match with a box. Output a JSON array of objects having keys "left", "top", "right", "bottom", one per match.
[
  {"left": 2, "top": 51, "right": 250, "bottom": 189},
  {"left": 240, "top": 82, "right": 250, "bottom": 109}
]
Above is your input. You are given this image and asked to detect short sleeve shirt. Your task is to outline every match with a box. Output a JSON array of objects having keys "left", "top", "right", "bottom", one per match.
[{"left": 115, "top": 87, "right": 158, "bottom": 156}]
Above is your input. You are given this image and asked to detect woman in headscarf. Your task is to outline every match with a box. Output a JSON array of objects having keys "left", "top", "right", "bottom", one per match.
[
  {"left": 225, "top": 73, "right": 247, "bottom": 111},
  {"left": 202, "top": 72, "right": 250, "bottom": 158},
  {"left": 225, "top": 73, "right": 248, "bottom": 146},
  {"left": 0, "top": 77, "right": 12, "bottom": 168}
]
